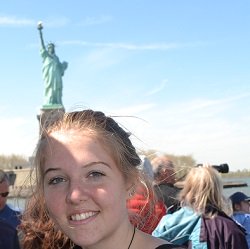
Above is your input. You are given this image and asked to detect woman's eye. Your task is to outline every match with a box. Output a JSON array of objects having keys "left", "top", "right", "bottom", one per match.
[
  {"left": 88, "top": 171, "right": 105, "bottom": 179},
  {"left": 48, "top": 177, "right": 66, "bottom": 185}
]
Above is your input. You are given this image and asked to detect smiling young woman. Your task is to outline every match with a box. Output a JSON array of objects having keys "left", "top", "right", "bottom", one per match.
[{"left": 20, "top": 110, "right": 186, "bottom": 249}]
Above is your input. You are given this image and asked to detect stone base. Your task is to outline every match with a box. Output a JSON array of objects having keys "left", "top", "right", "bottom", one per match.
[
  {"left": 42, "top": 104, "right": 64, "bottom": 110},
  {"left": 37, "top": 107, "right": 65, "bottom": 134}
]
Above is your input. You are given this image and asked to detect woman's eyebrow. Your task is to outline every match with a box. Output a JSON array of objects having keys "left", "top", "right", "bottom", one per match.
[
  {"left": 82, "top": 161, "right": 111, "bottom": 169},
  {"left": 44, "top": 161, "right": 111, "bottom": 176},
  {"left": 44, "top": 168, "right": 60, "bottom": 176}
]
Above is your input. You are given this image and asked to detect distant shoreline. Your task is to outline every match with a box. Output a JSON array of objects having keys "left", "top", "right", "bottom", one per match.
[{"left": 222, "top": 173, "right": 250, "bottom": 178}]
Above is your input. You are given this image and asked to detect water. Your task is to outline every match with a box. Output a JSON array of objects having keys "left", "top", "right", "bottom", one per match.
[
  {"left": 223, "top": 176, "right": 250, "bottom": 197},
  {"left": 7, "top": 177, "right": 250, "bottom": 212}
]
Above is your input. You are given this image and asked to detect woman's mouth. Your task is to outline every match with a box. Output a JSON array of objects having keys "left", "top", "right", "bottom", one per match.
[{"left": 70, "top": 211, "right": 98, "bottom": 221}]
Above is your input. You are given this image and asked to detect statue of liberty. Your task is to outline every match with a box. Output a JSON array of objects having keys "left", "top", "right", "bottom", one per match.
[{"left": 37, "top": 22, "right": 68, "bottom": 109}]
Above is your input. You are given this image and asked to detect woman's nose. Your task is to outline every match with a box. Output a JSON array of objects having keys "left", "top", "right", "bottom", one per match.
[{"left": 66, "top": 182, "right": 89, "bottom": 204}]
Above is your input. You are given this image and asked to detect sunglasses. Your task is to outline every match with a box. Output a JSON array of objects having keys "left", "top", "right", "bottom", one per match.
[{"left": 0, "top": 192, "right": 9, "bottom": 198}]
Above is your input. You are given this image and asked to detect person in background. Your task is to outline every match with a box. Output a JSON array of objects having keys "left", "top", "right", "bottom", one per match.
[
  {"left": 0, "top": 169, "right": 21, "bottom": 229},
  {"left": 0, "top": 219, "right": 20, "bottom": 249},
  {"left": 229, "top": 192, "right": 250, "bottom": 248},
  {"left": 153, "top": 166, "right": 248, "bottom": 249},
  {"left": 127, "top": 156, "right": 167, "bottom": 234},
  {"left": 20, "top": 110, "right": 186, "bottom": 249},
  {"left": 151, "top": 156, "right": 180, "bottom": 214}
]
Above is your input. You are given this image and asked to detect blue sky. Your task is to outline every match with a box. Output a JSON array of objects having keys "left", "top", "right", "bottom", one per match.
[{"left": 0, "top": 1, "right": 250, "bottom": 171}]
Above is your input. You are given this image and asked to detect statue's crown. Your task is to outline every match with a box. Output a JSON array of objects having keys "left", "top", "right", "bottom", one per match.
[{"left": 47, "top": 42, "right": 55, "bottom": 48}]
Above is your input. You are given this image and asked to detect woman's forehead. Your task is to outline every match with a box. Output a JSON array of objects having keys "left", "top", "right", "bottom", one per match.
[
  {"left": 46, "top": 130, "right": 114, "bottom": 160},
  {"left": 49, "top": 128, "right": 93, "bottom": 140}
]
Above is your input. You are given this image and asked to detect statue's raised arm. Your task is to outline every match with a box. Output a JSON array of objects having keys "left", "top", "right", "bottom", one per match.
[
  {"left": 37, "top": 21, "right": 45, "bottom": 50},
  {"left": 37, "top": 22, "right": 68, "bottom": 109}
]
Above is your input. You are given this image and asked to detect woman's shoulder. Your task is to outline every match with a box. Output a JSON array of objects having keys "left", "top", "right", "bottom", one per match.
[{"left": 155, "top": 244, "right": 187, "bottom": 249}]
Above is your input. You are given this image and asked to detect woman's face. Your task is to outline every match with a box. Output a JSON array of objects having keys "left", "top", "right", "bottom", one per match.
[{"left": 43, "top": 130, "right": 131, "bottom": 248}]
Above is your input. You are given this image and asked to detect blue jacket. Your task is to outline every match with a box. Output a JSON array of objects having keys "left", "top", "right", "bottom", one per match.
[
  {"left": 0, "top": 219, "right": 20, "bottom": 249},
  {"left": 0, "top": 205, "right": 21, "bottom": 228},
  {"left": 232, "top": 212, "right": 250, "bottom": 248},
  {"left": 153, "top": 207, "right": 248, "bottom": 249}
]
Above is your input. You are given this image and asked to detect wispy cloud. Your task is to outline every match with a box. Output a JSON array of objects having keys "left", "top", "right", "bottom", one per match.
[
  {"left": 180, "top": 91, "right": 250, "bottom": 114},
  {"left": 42, "top": 17, "right": 70, "bottom": 28},
  {"left": 0, "top": 15, "right": 70, "bottom": 28},
  {"left": 121, "top": 93, "right": 250, "bottom": 170},
  {"left": 0, "top": 117, "right": 37, "bottom": 156},
  {"left": 145, "top": 79, "right": 168, "bottom": 96},
  {"left": 0, "top": 15, "right": 35, "bottom": 26},
  {"left": 116, "top": 92, "right": 250, "bottom": 138},
  {"left": 100, "top": 42, "right": 180, "bottom": 50},
  {"left": 110, "top": 103, "right": 156, "bottom": 115},
  {"left": 78, "top": 15, "right": 113, "bottom": 26},
  {"left": 84, "top": 48, "right": 125, "bottom": 70},
  {"left": 61, "top": 40, "right": 205, "bottom": 51}
]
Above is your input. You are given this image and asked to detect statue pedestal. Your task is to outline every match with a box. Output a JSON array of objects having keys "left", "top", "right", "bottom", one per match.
[
  {"left": 37, "top": 106, "right": 65, "bottom": 134},
  {"left": 41, "top": 104, "right": 64, "bottom": 110}
]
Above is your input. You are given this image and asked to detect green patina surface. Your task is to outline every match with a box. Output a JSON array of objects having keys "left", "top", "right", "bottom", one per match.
[{"left": 38, "top": 22, "right": 68, "bottom": 108}]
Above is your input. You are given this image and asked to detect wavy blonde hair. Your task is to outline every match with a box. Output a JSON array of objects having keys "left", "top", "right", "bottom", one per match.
[{"left": 179, "top": 166, "right": 232, "bottom": 217}]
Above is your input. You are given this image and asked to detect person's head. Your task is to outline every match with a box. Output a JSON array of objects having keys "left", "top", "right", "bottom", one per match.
[
  {"left": 151, "top": 156, "right": 175, "bottom": 185},
  {"left": 47, "top": 43, "right": 55, "bottom": 55},
  {"left": 137, "top": 156, "right": 154, "bottom": 180},
  {"left": 179, "top": 166, "right": 230, "bottom": 217},
  {"left": 229, "top": 192, "right": 250, "bottom": 213},
  {"left": 26, "top": 110, "right": 155, "bottom": 248},
  {"left": 0, "top": 170, "right": 10, "bottom": 210}
]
